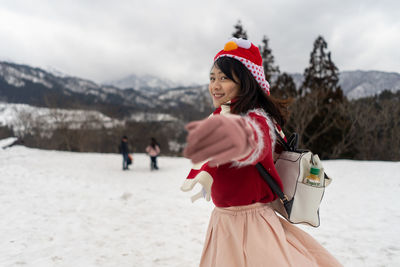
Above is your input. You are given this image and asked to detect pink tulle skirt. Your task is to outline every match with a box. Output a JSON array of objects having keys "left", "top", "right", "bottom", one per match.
[{"left": 200, "top": 203, "right": 342, "bottom": 267}]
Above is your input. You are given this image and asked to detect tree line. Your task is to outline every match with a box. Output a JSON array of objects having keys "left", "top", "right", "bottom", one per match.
[{"left": 233, "top": 20, "right": 400, "bottom": 161}]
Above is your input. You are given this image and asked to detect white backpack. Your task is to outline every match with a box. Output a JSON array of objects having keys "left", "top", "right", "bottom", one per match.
[{"left": 256, "top": 133, "right": 332, "bottom": 227}]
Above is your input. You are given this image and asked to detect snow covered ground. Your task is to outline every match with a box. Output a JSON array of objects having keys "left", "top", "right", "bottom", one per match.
[{"left": 1, "top": 138, "right": 400, "bottom": 267}]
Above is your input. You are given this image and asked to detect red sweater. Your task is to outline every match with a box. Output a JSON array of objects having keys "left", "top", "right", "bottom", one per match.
[{"left": 184, "top": 105, "right": 284, "bottom": 207}]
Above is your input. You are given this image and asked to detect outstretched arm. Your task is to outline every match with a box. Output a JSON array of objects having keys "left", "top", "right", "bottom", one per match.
[
  {"left": 184, "top": 110, "right": 276, "bottom": 167},
  {"left": 183, "top": 114, "right": 256, "bottom": 166}
]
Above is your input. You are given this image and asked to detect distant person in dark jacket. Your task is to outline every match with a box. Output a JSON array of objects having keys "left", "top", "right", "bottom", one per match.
[
  {"left": 119, "top": 136, "right": 130, "bottom": 170},
  {"left": 145, "top": 137, "right": 160, "bottom": 170}
]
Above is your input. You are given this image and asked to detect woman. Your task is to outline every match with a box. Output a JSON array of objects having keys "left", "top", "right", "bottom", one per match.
[
  {"left": 145, "top": 137, "right": 160, "bottom": 170},
  {"left": 182, "top": 38, "right": 342, "bottom": 267}
]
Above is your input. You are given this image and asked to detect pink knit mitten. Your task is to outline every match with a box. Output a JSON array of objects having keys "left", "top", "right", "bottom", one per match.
[{"left": 183, "top": 114, "right": 256, "bottom": 166}]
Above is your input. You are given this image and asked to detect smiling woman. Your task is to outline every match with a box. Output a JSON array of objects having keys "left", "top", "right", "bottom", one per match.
[
  {"left": 208, "top": 67, "right": 240, "bottom": 107},
  {"left": 181, "top": 38, "right": 343, "bottom": 267}
]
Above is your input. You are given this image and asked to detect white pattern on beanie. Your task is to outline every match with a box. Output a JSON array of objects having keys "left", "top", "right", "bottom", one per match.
[{"left": 214, "top": 38, "right": 270, "bottom": 95}]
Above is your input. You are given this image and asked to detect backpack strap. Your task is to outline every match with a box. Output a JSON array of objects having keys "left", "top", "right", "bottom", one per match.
[
  {"left": 255, "top": 162, "right": 293, "bottom": 213},
  {"left": 275, "top": 130, "right": 304, "bottom": 153}
]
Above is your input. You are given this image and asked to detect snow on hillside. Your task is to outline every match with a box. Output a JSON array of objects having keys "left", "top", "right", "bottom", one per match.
[
  {"left": 340, "top": 71, "right": 400, "bottom": 99},
  {"left": 62, "top": 78, "right": 101, "bottom": 95},
  {"left": 288, "top": 71, "right": 400, "bottom": 99},
  {"left": 1, "top": 143, "right": 400, "bottom": 267},
  {"left": 127, "top": 112, "right": 178, "bottom": 122},
  {"left": 104, "top": 74, "right": 180, "bottom": 91},
  {"left": 0, "top": 103, "right": 124, "bottom": 133},
  {"left": 0, "top": 63, "right": 52, "bottom": 89}
]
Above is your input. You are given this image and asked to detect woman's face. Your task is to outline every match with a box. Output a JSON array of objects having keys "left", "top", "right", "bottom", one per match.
[{"left": 209, "top": 65, "right": 240, "bottom": 108}]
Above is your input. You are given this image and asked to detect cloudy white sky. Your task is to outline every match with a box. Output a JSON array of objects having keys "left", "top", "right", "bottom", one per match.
[{"left": 0, "top": 0, "right": 399, "bottom": 85}]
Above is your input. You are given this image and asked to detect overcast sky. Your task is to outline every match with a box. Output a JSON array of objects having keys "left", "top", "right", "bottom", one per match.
[{"left": 1, "top": 0, "right": 399, "bottom": 85}]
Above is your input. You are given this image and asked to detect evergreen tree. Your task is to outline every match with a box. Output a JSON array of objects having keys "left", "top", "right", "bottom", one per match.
[
  {"left": 258, "top": 35, "right": 280, "bottom": 82},
  {"left": 301, "top": 36, "right": 342, "bottom": 97},
  {"left": 257, "top": 35, "right": 297, "bottom": 101},
  {"left": 271, "top": 73, "right": 297, "bottom": 100},
  {"left": 232, "top": 20, "right": 248, "bottom": 39},
  {"left": 287, "top": 36, "right": 346, "bottom": 159}
]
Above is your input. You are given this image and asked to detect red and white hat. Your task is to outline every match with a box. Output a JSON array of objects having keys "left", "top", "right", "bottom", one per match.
[{"left": 214, "top": 38, "right": 270, "bottom": 95}]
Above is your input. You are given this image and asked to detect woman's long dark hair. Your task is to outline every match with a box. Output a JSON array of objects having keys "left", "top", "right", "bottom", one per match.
[
  {"left": 150, "top": 137, "right": 159, "bottom": 149},
  {"left": 214, "top": 57, "right": 290, "bottom": 126}
]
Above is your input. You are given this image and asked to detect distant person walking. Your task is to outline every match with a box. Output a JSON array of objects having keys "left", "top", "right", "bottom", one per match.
[
  {"left": 119, "top": 136, "right": 130, "bottom": 170},
  {"left": 146, "top": 138, "right": 160, "bottom": 170}
]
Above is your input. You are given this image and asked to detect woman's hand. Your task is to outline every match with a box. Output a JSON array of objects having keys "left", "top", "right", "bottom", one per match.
[{"left": 183, "top": 114, "right": 256, "bottom": 166}]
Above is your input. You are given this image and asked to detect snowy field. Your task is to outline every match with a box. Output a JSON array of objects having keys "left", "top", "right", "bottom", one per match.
[{"left": 1, "top": 138, "right": 400, "bottom": 267}]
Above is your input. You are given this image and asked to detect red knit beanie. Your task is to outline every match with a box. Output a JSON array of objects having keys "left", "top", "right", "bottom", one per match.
[{"left": 214, "top": 38, "right": 270, "bottom": 95}]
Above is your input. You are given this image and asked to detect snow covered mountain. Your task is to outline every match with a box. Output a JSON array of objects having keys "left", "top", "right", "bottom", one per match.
[
  {"left": 339, "top": 70, "right": 400, "bottom": 99},
  {"left": 1, "top": 60, "right": 399, "bottom": 121},
  {"left": 103, "top": 73, "right": 181, "bottom": 91},
  {"left": 289, "top": 70, "right": 400, "bottom": 99},
  {"left": 0, "top": 102, "right": 125, "bottom": 135},
  {"left": 0, "top": 61, "right": 212, "bottom": 121},
  {"left": 2, "top": 61, "right": 400, "bottom": 156}
]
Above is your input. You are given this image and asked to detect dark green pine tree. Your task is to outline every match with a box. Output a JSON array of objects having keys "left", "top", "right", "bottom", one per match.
[
  {"left": 288, "top": 35, "right": 346, "bottom": 159},
  {"left": 301, "top": 36, "right": 342, "bottom": 98},
  {"left": 271, "top": 73, "right": 297, "bottom": 100},
  {"left": 232, "top": 20, "right": 248, "bottom": 39},
  {"left": 258, "top": 35, "right": 297, "bottom": 100},
  {"left": 258, "top": 35, "right": 280, "bottom": 82}
]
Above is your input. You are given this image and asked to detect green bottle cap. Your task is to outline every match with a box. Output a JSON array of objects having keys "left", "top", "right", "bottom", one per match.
[{"left": 310, "top": 166, "right": 320, "bottom": 175}]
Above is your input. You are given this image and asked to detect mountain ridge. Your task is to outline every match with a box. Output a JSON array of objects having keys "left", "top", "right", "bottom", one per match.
[
  {"left": 103, "top": 73, "right": 181, "bottom": 91},
  {"left": 1, "top": 60, "right": 400, "bottom": 120},
  {"left": 0, "top": 61, "right": 212, "bottom": 121}
]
